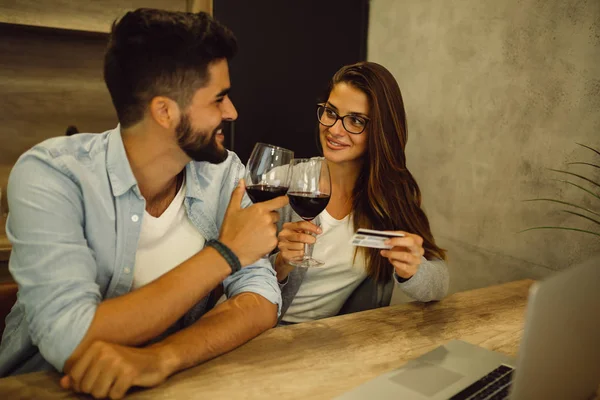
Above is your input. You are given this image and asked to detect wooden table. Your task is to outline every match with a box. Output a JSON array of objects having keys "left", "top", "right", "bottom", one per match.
[{"left": 0, "top": 280, "right": 534, "bottom": 399}]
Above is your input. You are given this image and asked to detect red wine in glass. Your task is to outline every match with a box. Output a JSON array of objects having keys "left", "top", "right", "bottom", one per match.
[
  {"left": 287, "top": 157, "right": 331, "bottom": 268},
  {"left": 287, "top": 192, "right": 330, "bottom": 220},
  {"left": 246, "top": 185, "right": 289, "bottom": 203}
]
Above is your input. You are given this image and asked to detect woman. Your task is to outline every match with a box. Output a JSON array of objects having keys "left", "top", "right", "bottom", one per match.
[{"left": 271, "top": 62, "right": 449, "bottom": 323}]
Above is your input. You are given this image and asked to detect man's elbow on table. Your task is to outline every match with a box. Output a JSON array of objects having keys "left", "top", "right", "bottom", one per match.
[
  {"left": 257, "top": 295, "right": 279, "bottom": 329},
  {"left": 226, "top": 292, "right": 279, "bottom": 331}
]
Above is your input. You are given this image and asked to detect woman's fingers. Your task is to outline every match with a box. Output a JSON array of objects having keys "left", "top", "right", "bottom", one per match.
[
  {"left": 384, "top": 233, "right": 424, "bottom": 256},
  {"left": 283, "top": 250, "right": 304, "bottom": 261},
  {"left": 381, "top": 246, "right": 422, "bottom": 279},
  {"left": 278, "top": 221, "right": 322, "bottom": 264},
  {"left": 278, "top": 230, "right": 317, "bottom": 245},
  {"left": 279, "top": 241, "right": 305, "bottom": 252},
  {"left": 380, "top": 249, "right": 421, "bottom": 267},
  {"left": 290, "top": 232, "right": 316, "bottom": 244},
  {"left": 389, "top": 259, "right": 417, "bottom": 279},
  {"left": 282, "top": 221, "right": 322, "bottom": 235}
]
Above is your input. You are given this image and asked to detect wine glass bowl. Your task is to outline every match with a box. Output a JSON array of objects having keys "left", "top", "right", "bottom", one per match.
[
  {"left": 287, "top": 193, "right": 331, "bottom": 221},
  {"left": 287, "top": 157, "right": 331, "bottom": 267},
  {"left": 245, "top": 143, "right": 294, "bottom": 203}
]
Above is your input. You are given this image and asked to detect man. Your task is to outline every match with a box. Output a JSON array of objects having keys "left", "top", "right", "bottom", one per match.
[{"left": 0, "top": 9, "right": 287, "bottom": 399}]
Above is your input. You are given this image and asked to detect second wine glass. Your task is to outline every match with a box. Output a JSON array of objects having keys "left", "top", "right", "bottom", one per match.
[{"left": 287, "top": 157, "right": 331, "bottom": 268}]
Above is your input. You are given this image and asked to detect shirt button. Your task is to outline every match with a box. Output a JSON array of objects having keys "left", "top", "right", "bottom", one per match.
[
  {"left": 124, "top": 267, "right": 131, "bottom": 274},
  {"left": 131, "top": 214, "right": 139, "bottom": 222}
]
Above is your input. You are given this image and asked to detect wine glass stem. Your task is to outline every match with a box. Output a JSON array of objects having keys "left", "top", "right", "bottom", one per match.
[
  {"left": 304, "top": 242, "right": 314, "bottom": 260},
  {"left": 303, "top": 219, "right": 319, "bottom": 260}
]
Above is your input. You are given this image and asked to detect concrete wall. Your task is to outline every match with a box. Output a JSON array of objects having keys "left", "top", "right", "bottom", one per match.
[{"left": 369, "top": 0, "right": 600, "bottom": 297}]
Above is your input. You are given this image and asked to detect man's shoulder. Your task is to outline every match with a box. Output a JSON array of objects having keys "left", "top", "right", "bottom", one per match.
[
  {"left": 9, "top": 130, "right": 114, "bottom": 191},
  {"left": 20, "top": 131, "right": 112, "bottom": 165}
]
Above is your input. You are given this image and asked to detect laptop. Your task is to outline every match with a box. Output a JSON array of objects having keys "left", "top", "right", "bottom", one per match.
[{"left": 336, "top": 255, "right": 600, "bottom": 400}]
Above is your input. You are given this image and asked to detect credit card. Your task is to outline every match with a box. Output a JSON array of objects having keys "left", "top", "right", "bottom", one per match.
[{"left": 349, "top": 228, "right": 405, "bottom": 249}]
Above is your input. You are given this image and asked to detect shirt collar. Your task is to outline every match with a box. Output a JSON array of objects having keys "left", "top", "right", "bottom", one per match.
[
  {"left": 184, "top": 160, "right": 206, "bottom": 201},
  {"left": 106, "top": 125, "right": 221, "bottom": 201},
  {"left": 106, "top": 125, "right": 139, "bottom": 197},
  {"left": 183, "top": 150, "right": 235, "bottom": 202}
]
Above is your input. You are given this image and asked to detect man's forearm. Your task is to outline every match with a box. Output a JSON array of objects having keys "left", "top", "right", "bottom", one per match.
[
  {"left": 66, "top": 247, "right": 231, "bottom": 369},
  {"left": 153, "top": 292, "right": 277, "bottom": 375}
]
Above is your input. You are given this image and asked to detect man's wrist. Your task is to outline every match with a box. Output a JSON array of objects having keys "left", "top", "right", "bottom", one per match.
[
  {"left": 206, "top": 239, "right": 242, "bottom": 274},
  {"left": 217, "top": 238, "right": 252, "bottom": 267},
  {"left": 150, "top": 343, "right": 180, "bottom": 377}
]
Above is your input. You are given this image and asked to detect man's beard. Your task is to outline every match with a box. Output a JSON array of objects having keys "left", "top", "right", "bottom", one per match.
[{"left": 176, "top": 113, "right": 228, "bottom": 164}]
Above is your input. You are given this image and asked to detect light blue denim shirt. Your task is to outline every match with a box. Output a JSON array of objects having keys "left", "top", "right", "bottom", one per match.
[{"left": 0, "top": 126, "right": 281, "bottom": 376}]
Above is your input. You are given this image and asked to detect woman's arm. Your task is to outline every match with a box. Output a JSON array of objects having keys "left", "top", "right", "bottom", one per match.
[
  {"left": 394, "top": 257, "right": 449, "bottom": 302},
  {"left": 381, "top": 232, "right": 449, "bottom": 302}
]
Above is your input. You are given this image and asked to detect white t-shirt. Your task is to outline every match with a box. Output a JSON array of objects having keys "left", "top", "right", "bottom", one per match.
[
  {"left": 283, "top": 209, "right": 368, "bottom": 323},
  {"left": 132, "top": 178, "right": 205, "bottom": 289}
]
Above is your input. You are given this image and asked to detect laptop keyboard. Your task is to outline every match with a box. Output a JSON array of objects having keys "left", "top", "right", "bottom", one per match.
[{"left": 449, "top": 364, "right": 514, "bottom": 400}]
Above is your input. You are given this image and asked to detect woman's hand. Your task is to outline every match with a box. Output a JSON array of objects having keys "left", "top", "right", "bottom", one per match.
[
  {"left": 274, "top": 221, "right": 322, "bottom": 281},
  {"left": 277, "top": 221, "right": 322, "bottom": 264},
  {"left": 379, "top": 232, "right": 425, "bottom": 280}
]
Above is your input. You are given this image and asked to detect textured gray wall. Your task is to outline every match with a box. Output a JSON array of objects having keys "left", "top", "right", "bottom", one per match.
[{"left": 369, "top": 0, "right": 600, "bottom": 297}]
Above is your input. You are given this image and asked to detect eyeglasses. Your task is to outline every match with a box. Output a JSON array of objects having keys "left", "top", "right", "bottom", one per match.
[{"left": 316, "top": 104, "right": 370, "bottom": 134}]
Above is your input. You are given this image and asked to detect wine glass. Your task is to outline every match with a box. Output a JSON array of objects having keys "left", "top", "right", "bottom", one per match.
[
  {"left": 245, "top": 143, "right": 294, "bottom": 203},
  {"left": 287, "top": 157, "right": 331, "bottom": 267}
]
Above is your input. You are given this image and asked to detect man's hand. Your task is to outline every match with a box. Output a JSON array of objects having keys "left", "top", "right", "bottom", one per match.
[
  {"left": 219, "top": 179, "right": 289, "bottom": 266},
  {"left": 61, "top": 341, "right": 175, "bottom": 399}
]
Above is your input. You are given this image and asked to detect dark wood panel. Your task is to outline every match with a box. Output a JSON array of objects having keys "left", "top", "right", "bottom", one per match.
[
  {"left": 0, "top": 25, "right": 114, "bottom": 244},
  {"left": 0, "top": 261, "right": 12, "bottom": 283},
  {"left": 0, "top": 0, "right": 187, "bottom": 33},
  {"left": 0, "top": 23, "right": 115, "bottom": 169}
]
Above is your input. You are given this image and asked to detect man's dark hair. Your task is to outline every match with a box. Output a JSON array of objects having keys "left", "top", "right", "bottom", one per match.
[
  {"left": 65, "top": 125, "right": 79, "bottom": 136},
  {"left": 104, "top": 9, "right": 237, "bottom": 128}
]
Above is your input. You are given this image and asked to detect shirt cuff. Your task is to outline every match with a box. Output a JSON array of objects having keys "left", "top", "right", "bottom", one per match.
[
  {"left": 278, "top": 275, "right": 289, "bottom": 287},
  {"left": 224, "top": 259, "right": 283, "bottom": 317},
  {"left": 393, "top": 271, "right": 413, "bottom": 284},
  {"left": 37, "top": 301, "right": 97, "bottom": 372}
]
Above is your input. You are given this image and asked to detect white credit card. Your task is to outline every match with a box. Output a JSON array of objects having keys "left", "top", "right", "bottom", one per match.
[{"left": 350, "top": 228, "right": 405, "bottom": 249}]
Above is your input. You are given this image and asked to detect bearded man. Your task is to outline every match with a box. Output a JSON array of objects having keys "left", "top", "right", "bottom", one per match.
[{"left": 0, "top": 9, "right": 286, "bottom": 400}]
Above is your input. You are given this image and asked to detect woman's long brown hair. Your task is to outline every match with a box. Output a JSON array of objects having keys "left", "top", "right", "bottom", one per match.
[{"left": 322, "top": 62, "right": 446, "bottom": 283}]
